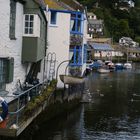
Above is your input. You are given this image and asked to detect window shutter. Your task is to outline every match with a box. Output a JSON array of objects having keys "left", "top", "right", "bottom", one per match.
[
  {"left": 9, "top": 0, "right": 16, "bottom": 39},
  {"left": 6, "top": 58, "right": 14, "bottom": 83}
]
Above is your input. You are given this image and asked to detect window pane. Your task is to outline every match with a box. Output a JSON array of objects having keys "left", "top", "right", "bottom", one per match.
[
  {"left": 30, "top": 15, "right": 34, "bottom": 21},
  {"left": 29, "top": 28, "right": 33, "bottom": 34},
  {"left": 25, "top": 28, "right": 28, "bottom": 34},
  {"left": 78, "top": 14, "right": 81, "bottom": 19},
  {"left": 77, "top": 20, "right": 81, "bottom": 32},
  {"left": 51, "top": 11, "right": 57, "bottom": 24},
  {"left": 30, "top": 22, "right": 33, "bottom": 27},
  {"left": 25, "top": 22, "right": 28, "bottom": 27},
  {"left": 71, "top": 14, "right": 76, "bottom": 18},
  {"left": 71, "top": 20, "right": 76, "bottom": 31},
  {"left": 25, "top": 15, "right": 29, "bottom": 20}
]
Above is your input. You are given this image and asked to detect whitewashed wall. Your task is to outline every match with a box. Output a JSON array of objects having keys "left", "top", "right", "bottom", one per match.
[
  {"left": 47, "top": 11, "right": 70, "bottom": 88},
  {"left": 81, "top": 13, "right": 88, "bottom": 75},
  {"left": 0, "top": 1, "right": 27, "bottom": 94}
]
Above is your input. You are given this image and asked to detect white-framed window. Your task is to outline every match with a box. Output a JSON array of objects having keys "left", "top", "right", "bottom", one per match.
[{"left": 23, "top": 14, "right": 40, "bottom": 37}]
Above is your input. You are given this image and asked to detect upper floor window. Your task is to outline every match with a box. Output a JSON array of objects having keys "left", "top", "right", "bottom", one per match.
[
  {"left": 50, "top": 11, "right": 57, "bottom": 25},
  {"left": 70, "top": 12, "right": 83, "bottom": 34},
  {"left": 23, "top": 14, "right": 40, "bottom": 37},
  {"left": 9, "top": 0, "right": 16, "bottom": 39},
  {"left": 83, "top": 44, "right": 87, "bottom": 63},
  {"left": 70, "top": 46, "right": 82, "bottom": 66},
  {"left": 24, "top": 15, "right": 34, "bottom": 35}
]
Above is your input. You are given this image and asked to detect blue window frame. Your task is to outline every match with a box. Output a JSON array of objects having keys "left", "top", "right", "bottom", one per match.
[
  {"left": 70, "top": 12, "right": 83, "bottom": 35},
  {"left": 83, "top": 44, "right": 87, "bottom": 63},
  {"left": 50, "top": 11, "right": 57, "bottom": 24},
  {"left": 70, "top": 46, "right": 82, "bottom": 66}
]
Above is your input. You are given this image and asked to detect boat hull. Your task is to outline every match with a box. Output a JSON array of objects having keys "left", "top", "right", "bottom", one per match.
[
  {"left": 59, "top": 75, "right": 85, "bottom": 84},
  {"left": 97, "top": 68, "right": 110, "bottom": 73}
]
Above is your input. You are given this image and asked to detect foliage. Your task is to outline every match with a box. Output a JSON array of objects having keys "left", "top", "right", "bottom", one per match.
[
  {"left": 77, "top": 0, "right": 140, "bottom": 43},
  {"left": 24, "top": 81, "right": 57, "bottom": 116},
  {"left": 135, "top": 36, "right": 140, "bottom": 44}
]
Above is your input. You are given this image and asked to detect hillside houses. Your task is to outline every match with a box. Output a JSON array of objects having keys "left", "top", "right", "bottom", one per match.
[
  {"left": 119, "top": 37, "right": 139, "bottom": 47},
  {"left": 115, "top": 0, "right": 135, "bottom": 10},
  {"left": 87, "top": 12, "right": 104, "bottom": 39}
]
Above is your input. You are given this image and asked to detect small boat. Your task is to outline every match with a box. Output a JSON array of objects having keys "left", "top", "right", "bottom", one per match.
[
  {"left": 115, "top": 63, "right": 123, "bottom": 70},
  {"left": 59, "top": 75, "right": 85, "bottom": 84},
  {"left": 89, "top": 61, "right": 102, "bottom": 69},
  {"left": 124, "top": 62, "right": 132, "bottom": 69},
  {"left": 105, "top": 60, "right": 112, "bottom": 65},
  {"left": 107, "top": 62, "right": 115, "bottom": 72},
  {"left": 97, "top": 68, "right": 110, "bottom": 74}
]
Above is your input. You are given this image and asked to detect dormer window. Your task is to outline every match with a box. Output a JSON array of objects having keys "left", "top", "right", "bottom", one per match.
[{"left": 23, "top": 14, "right": 40, "bottom": 37}]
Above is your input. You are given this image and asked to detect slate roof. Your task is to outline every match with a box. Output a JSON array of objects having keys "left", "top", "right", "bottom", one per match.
[
  {"left": 90, "top": 43, "right": 113, "bottom": 51},
  {"left": 44, "top": 0, "right": 84, "bottom": 11}
]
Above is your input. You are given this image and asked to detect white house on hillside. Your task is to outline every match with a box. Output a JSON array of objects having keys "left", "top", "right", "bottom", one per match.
[
  {"left": 119, "top": 37, "right": 139, "bottom": 47},
  {"left": 87, "top": 12, "right": 104, "bottom": 39}
]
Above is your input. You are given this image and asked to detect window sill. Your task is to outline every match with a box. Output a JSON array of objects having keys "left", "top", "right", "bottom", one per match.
[
  {"left": 10, "top": 37, "right": 17, "bottom": 40},
  {"left": 49, "top": 24, "right": 58, "bottom": 28},
  {"left": 23, "top": 35, "right": 39, "bottom": 38},
  {"left": 0, "top": 90, "right": 9, "bottom": 96},
  {"left": 69, "top": 64, "right": 82, "bottom": 67}
]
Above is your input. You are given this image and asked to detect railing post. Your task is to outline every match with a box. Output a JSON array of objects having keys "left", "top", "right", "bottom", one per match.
[{"left": 16, "top": 96, "right": 20, "bottom": 125}]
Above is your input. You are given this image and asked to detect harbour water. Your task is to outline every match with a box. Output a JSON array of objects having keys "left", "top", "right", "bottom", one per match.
[{"left": 16, "top": 63, "right": 140, "bottom": 140}]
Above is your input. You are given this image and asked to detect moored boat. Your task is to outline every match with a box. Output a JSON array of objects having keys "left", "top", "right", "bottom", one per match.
[
  {"left": 59, "top": 75, "right": 85, "bottom": 84},
  {"left": 115, "top": 63, "right": 124, "bottom": 70},
  {"left": 124, "top": 62, "right": 132, "bottom": 69},
  {"left": 97, "top": 68, "right": 110, "bottom": 74}
]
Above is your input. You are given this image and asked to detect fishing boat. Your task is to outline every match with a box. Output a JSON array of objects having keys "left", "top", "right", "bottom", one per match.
[
  {"left": 107, "top": 62, "right": 115, "bottom": 72},
  {"left": 124, "top": 62, "right": 132, "bottom": 69},
  {"left": 97, "top": 68, "right": 110, "bottom": 74},
  {"left": 59, "top": 75, "right": 85, "bottom": 84},
  {"left": 115, "top": 63, "right": 124, "bottom": 70},
  {"left": 124, "top": 48, "right": 132, "bottom": 69}
]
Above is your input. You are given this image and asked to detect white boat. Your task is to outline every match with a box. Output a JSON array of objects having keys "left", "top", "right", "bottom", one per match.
[
  {"left": 97, "top": 68, "right": 110, "bottom": 74},
  {"left": 59, "top": 75, "right": 85, "bottom": 84},
  {"left": 124, "top": 62, "right": 132, "bottom": 69}
]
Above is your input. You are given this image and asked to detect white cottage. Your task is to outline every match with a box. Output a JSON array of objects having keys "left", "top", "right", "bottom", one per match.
[
  {"left": 0, "top": 0, "right": 47, "bottom": 97},
  {"left": 45, "top": 0, "right": 87, "bottom": 88}
]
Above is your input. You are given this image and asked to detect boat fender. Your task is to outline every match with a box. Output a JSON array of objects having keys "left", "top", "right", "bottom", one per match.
[{"left": 0, "top": 97, "right": 8, "bottom": 123}]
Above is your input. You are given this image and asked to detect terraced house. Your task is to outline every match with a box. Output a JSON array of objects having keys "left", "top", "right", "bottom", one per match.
[
  {"left": 45, "top": 0, "right": 87, "bottom": 87},
  {"left": 0, "top": 0, "right": 47, "bottom": 97}
]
